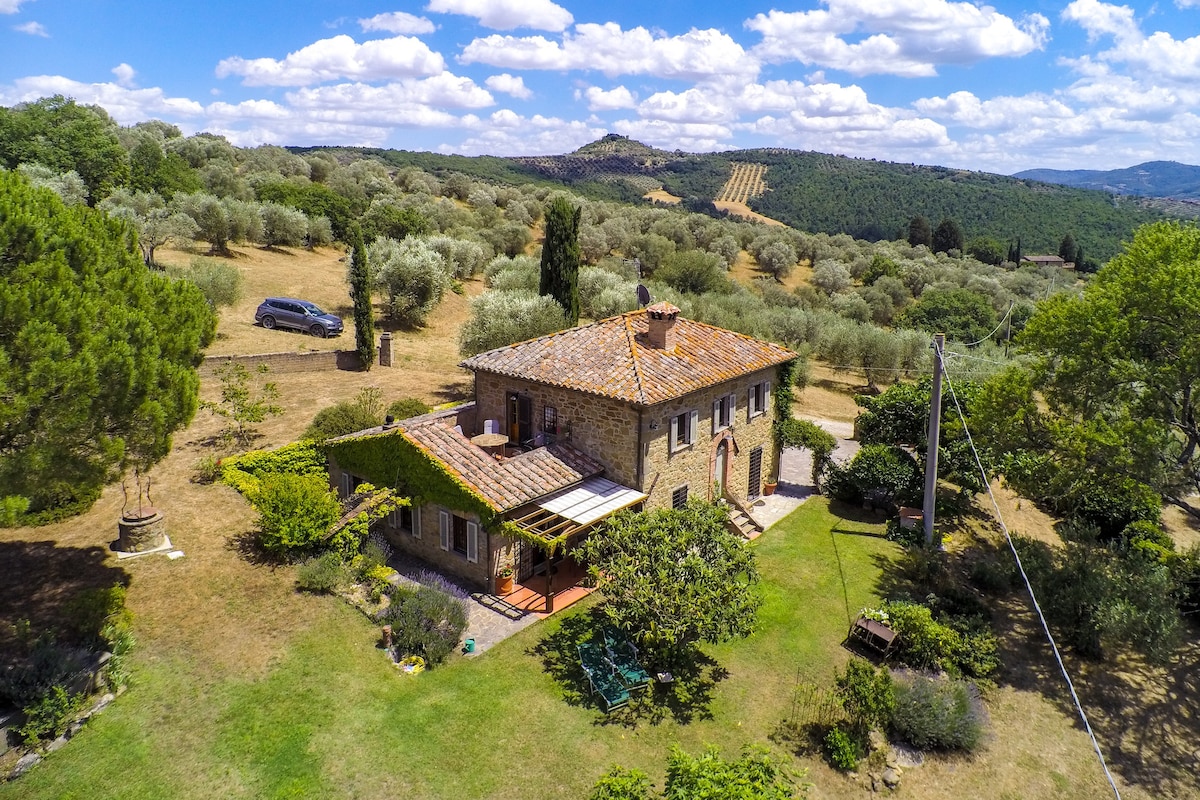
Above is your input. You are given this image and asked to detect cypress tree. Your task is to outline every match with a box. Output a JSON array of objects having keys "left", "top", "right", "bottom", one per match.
[
  {"left": 539, "top": 196, "right": 581, "bottom": 326},
  {"left": 349, "top": 223, "right": 375, "bottom": 370},
  {"left": 907, "top": 215, "right": 932, "bottom": 248}
]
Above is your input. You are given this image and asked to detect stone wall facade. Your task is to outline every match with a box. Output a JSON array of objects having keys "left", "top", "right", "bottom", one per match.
[
  {"left": 473, "top": 374, "right": 642, "bottom": 488},
  {"left": 640, "top": 365, "right": 779, "bottom": 510},
  {"left": 474, "top": 365, "right": 781, "bottom": 510},
  {"left": 329, "top": 454, "right": 497, "bottom": 590}
]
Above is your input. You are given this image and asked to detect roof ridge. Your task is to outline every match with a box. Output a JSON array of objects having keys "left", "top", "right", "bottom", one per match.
[{"left": 623, "top": 311, "right": 649, "bottom": 406}]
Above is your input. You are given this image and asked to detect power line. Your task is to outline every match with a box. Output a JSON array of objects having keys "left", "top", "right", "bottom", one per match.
[
  {"left": 962, "top": 301, "right": 1016, "bottom": 347},
  {"left": 936, "top": 341, "right": 1123, "bottom": 800}
]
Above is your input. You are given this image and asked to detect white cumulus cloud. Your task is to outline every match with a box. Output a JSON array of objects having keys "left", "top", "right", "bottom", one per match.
[
  {"left": 484, "top": 72, "right": 531, "bottom": 99},
  {"left": 359, "top": 12, "right": 436, "bottom": 35},
  {"left": 111, "top": 63, "right": 136, "bottom": 88},
  {"left": 445, "top": 112, "right": 602, "bottom": 154},
  {"left": 461, "top": 23, "right": 758, "bottom": 82},
  {"left": 746, "top": 0, "right": 1049, "bottom": 77},
  {"left": 0, "top": 75, "right": 204, "bottom": 122},
  {"left": 580, "top": 85, "right": 637, "bottom": 111},
  {"left": 216, "top": 34, "right": 445, "bottom": 86},
  {"left": 1063, "top": 0, "right": 1200, "bottom": 82},
  {"left": 0, "top": 1, "right": 29, "bottom": 13},
  {"left": 14, "top": 20, "right": 46, "bottom": 36},
  {"left": 426, "top": 0, "right": 573, "bottom": 32}
]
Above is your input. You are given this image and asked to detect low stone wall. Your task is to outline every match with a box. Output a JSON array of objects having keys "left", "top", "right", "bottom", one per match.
[{"left": 200, "top": 349, "right": 360, "bottom": 376}]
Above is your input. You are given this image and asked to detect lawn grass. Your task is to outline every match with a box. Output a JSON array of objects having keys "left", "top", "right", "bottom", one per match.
[{"left": 1, "top": 500, "right": 897, "bottom": 800}]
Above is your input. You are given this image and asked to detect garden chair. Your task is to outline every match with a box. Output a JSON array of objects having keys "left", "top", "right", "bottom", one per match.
[
  {"left": 600, "top": 627, "right": 651, "bottom": 691},
  {"left": 578, "top": 642, "right": 630, "bottom": 711}
]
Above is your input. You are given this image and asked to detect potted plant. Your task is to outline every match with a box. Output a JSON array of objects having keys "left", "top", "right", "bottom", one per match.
[
  {"left": 496, "top": 564, "right": 515, "bottom": 595},
  {"left": 762, "top": 477, "right": 778, "bottom": 496}
]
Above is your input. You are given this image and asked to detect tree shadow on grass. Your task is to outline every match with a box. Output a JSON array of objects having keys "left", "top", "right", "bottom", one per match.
[
  {"left": 991, "top": 587, "right": 1200, "bottom": 798},
  {"left": 0, "top": 539, "right": 130, "bottom": 659},
  {"left": 528, "top": 606, "right": 729, "bottom": 728}
]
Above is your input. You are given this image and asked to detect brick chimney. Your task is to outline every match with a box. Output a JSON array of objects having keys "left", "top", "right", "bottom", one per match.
[{"left": 645, "top": 301, "right": 680, "bottom": 350}]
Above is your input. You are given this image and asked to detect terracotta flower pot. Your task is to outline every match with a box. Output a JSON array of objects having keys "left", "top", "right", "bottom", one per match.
[
  {"left": 763, "top": 481, "right": 777, "bottom": 496},
  {"left": 496, "top": 573, "right": 514, "bottom": 595}
]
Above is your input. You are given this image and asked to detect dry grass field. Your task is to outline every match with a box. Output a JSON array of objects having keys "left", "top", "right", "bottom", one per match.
[{"left": 2, "top": 241, "right": 1198, "bottom": 798}]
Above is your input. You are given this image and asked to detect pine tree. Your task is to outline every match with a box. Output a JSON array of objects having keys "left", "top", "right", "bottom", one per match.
[
  {"left": 539, "top": 196, "right": 581, "bottom": 326},
  {"left": 0, "top": 171, "right": 214, "bottom": 514},
  {"left": 348, "top": 223, "right": 375, "bottom": 370}
]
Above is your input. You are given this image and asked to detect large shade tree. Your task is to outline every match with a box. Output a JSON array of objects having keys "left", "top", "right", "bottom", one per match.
[
  {"left": 0, "top": 95, "right": 130, "bottom": 202},
  {"left": 1014, "top": 220, "right": 1200, "bottom": 519},
  {"left": 578, "top": 500, "right": 761, "bottom": 669},
  {"left": 0, "top": 172, "right": 215, "bottom": 514}
]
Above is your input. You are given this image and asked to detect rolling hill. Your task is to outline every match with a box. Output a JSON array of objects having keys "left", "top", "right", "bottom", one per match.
[{"left": 294, "top": 136, "right": 1175, "bottom": 263}]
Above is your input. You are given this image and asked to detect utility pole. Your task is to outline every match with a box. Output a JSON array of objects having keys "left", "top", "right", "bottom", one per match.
[{"left": 923, "top": 333, "right": 945, "bottom": 548}]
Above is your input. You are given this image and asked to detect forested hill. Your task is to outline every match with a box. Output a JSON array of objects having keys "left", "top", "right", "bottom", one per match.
[
  {"left": 1015, "top": 161, "right": 1200, "bottom": 200},
  {"left": 734, "top": 150, "right": 1167, "bottom": 263}
]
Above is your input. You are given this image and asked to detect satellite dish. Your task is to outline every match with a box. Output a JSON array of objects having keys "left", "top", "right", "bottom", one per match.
[{"left": 636, "top": 284, "right": 651, "bottom": 307}]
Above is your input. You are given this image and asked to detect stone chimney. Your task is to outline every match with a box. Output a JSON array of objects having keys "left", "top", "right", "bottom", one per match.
[{"left": 645, "top": 301, "right": 680, "bottom": 350}]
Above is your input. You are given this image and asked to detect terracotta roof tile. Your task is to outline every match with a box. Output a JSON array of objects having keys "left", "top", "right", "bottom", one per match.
[
  {"left": 460, "top": 309, "right": 795, "bottom": 406},
  {"left": 398, "top": 410, "right": 605, "bottom": 512}
]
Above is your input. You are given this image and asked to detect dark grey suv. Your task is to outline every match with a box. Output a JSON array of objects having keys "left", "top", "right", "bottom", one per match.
[{"left": 254, "top": 297, "right": 344, "bottom": 338}]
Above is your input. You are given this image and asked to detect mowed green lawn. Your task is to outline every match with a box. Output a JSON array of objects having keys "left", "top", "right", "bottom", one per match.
[{"left": 2, "top": 501, "right": 893, "bottom": 800}]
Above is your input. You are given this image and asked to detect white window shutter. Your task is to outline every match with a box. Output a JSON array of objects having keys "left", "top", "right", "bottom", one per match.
[
  {"left": 689, "top": 410, "right": 699, "bottom": 444},
  {"left": 340, "top": 472, "right": 350, "bottom": 498},
  {"left": 712, "top": 398, "right": 721, "bottom": 434},
  {"left": 412, "top": 505, "right": 422, "bottom": 539},
  {"left": 439, "top": 509, "right": 450, "bottom": 551},
  {"left": 764, "top": 380, "right": 771, "bottom": 412},
  {"left": 466, "top": 521, "right": 479, "bottom": 564},
  {"left": 669, "top": 414, "right": 679, "bottom": 454},
  {"left": 728, "top": 393, "right": 736, "bottom": 426}
]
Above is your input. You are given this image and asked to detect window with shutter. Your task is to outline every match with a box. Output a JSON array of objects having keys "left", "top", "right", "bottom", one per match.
[
  {"left": 466, "top": 521, "right": 478, "bottom": 564},
  {"left": 439, "top": 509, "right": 450, "bottom": 551},
  {"left": 412, "top": 505, "right": 422, "bottom": 539}
]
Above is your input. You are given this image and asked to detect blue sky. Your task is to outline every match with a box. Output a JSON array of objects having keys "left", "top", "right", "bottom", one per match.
[{"left": 3, "top": 0, "right": 1199, "bottom": 173}]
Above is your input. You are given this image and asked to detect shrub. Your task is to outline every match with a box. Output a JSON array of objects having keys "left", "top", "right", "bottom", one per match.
[
  {"left": 20, "top": 685, "right": 85, "bottom": 746},
  {"left": 891, "top": 674, "right": 985, "bottom": 752},
  {"left": 192, "top": 455, "right": 223, "bottom": 484},
  {"left": 387, "top": 397, "right": 431, "bottom": 421},
  {"left": 835, "top": 659, "right": 895, "bottom": 732},
  {"left": 380, "top": 584, "right": 469, "bottom": 666},
  {"left": 824, "top": 444, "right": 922, "bottom": 509},
  {"left": 589, "top": 766, "right": 652, "bottom": 800},
  {"left": 297, "top": 552, "right": 348, "bottom": 593},
  {"left": 824, "top": 724, "right": 862, "bottom": 771},
  {"left": 304, "top": 388, "right": 385, "bottom": 441},
  {"left": 166, "top": 256, "right": 244, "bottom": 309},
  {"left": 882, "top": 600, "right": 998, "bottom": 679},
  {"left": 0, "top": 495, "right": 30, "bottom": 527},
  {"left": 253, "top": 473, "right": 341, "bottom": 557},
  {"left": 1172, "top": 545, "right": 1200, "bottom": 616}
]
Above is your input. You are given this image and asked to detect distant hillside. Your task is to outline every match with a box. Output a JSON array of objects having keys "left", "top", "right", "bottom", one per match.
[
  {"left": 1014, "top": 161, "right": 1200, "bottom": 200},
  {"left": 294, "top": 137, "right": 1174, "bottom": 263}
]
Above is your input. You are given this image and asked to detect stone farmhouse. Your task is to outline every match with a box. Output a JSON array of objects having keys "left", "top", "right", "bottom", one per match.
[{"left": 326, "top": 302, "right": 795, "bottom": 608}]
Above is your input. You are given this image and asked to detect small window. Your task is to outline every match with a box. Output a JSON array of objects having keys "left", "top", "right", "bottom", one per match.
[
  {"left": 391, "top": 505, "right": 421, "bottom": 537},
  {"left": 452, "top": 515, "right": 468, "bottom": 556},
  {"left": 669, "top": 410, "right": 698, "bottom": 454},
  {"left": 671, "top": 485, "right": 689, "bottom": 509},
  {"left": 340, "top": 472, "right": 362, "bottom": 498},
  {"left": 543, "top": 406, "right": 558, "bottom": 443},
  {"left": 748, "top": 380, "right": 771, "bottom": 419},
  {"left": 712, "top": 393, "right": 735, "bottom": 433}
]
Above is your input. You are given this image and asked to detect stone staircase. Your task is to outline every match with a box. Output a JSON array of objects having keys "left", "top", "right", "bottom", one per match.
[{"left": 727, "top": 506, "right": 764, "bottom": 540}]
